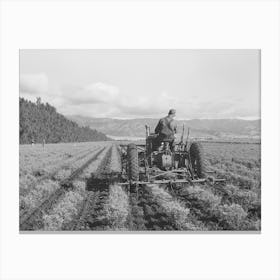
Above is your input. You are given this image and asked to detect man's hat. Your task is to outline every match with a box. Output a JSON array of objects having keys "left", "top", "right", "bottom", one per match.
[{"left": 168, "top": 109, "right": 176, "bottom": 115}]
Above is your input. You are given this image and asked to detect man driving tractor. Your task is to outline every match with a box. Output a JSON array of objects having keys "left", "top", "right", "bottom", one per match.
[{"left": 154, "top": 109, "right": 177, "bottom": 151}]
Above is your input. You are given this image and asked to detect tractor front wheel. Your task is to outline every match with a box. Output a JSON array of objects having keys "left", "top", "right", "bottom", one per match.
[
  {"left": 189, "top": 142, "right": 206, "bottom": 178},
  {"left": 127, "top": 143, "right": 139, "bottom": 181}
]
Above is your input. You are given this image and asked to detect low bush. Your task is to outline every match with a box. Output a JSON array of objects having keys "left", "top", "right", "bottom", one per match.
[
  {"left": 20, "top": 179, "right": 60, "bottom": 214},
  {"left": 104, "top": 185, "right": 129, "bottom": 230},
  {"left": 181, "top": 185, "right": 221, "bottom": 210},
  {"left": 213, "top": 204, "right": 247, "bottom": 230},
  {"left": 148, "top": 184, "right": 194, "bottom": 230}
]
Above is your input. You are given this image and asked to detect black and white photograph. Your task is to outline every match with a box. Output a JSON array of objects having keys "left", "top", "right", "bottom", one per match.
[
  {"left": 19, "top": 49, "right": 261, "bottom": 232},
  {"left": 1, "top": 1, "right": 280, "bottom": 279}
]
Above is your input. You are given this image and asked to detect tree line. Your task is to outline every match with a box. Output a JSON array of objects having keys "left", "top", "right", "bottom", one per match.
[{"left": 19, "top": 97, "right": 109, "bottom": 144}]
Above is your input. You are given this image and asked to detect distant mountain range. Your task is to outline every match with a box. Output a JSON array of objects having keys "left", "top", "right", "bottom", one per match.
[{"left": 66, "top": 115, "right": 261, "bottom": 140}]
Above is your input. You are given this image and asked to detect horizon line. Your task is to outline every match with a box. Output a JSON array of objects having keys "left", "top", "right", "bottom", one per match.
[{"left": 69, "top": 114, "right": 261, "bottom": 121}]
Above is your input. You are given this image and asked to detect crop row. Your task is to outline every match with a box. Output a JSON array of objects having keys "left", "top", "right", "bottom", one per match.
[
  {"left": 40, "top": 144, "right": 118, "bottom": 231},
  {"left": 19, "top": 145, "right": 103, "bottom": 192},
  {"left": 19, "top": 141, "right": 261, "bottom": 231},
  {"left": 19, "top": 145, "right": 110, "bottom": 228},
  {"left": 127, "top": 184, "right": 197, "bottom": 231},
  {"left": 176, "top": 184, "right": 260, "bottom": 230},
  {"left": 20, "top": 145, "right": 106, "bottom": 193},
  {"left": 20, "top": 142, "right": 106, "bottom": 175}
]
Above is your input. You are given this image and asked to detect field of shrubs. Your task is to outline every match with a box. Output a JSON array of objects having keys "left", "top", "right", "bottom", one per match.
[{"left": 19, "top": 141, "right": 261, "bottom": 231}]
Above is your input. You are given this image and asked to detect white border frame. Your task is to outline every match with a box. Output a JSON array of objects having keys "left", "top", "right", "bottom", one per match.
[{"left": 1, "top": 1, "right": 280, "bottom": 280}]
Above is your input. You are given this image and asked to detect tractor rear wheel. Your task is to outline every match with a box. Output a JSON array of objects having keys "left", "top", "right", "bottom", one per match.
[
  {"left": 189, "top": 142, "right": 206, "bottom": 178},
  {"left": 127, "top": 143, "right": 139, "bottom": 181}
]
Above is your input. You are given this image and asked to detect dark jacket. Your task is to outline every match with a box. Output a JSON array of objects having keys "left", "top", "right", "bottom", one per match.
[{"left": 155, "top": 116, "right": 177, "bottom": 140}]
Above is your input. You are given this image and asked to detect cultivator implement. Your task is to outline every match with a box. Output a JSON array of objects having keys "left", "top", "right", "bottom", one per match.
[
  {"left": 119, "top": 126, "right": 226, "bottom": 189},
  {"left": 118, "top": 167, "right": 225, "bottom": 187}
]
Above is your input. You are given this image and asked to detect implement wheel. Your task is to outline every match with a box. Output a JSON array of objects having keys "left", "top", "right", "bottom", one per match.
[
  {"left": 190, "top": 142, "right": 206, "bottom": 178},
  {"left": 127, "top": 143, "right": 139, "bottom": 181}
]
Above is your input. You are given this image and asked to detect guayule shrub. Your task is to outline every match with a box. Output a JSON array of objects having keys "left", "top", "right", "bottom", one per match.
[
  {"left": 43, "top": 190, "right": 84, "bottom": 231},
  {"left": 128, "top": 195, "right": 147, "bottom": 230},
  {"left": 221, "top": 185, "right": 258, "bottom": 210},
  {"left": 213, "top": 204, "right": 247, "bottom": 230},
  {"left": 108, "top": 145, "right": 122, "bottom": 173},
  {"left": 148, "top": 184, "right": 192, "bottom": 230},
  {"left": 19, "top": 174, "right": 37, "bottom": 195},
  {"left": 20, "top": 179, "right": 60, "bottom": 213},
  {"left": 104, "top": 185, "right": 129, "bottom": 230},
  {"left": 53, "top": 168, "right": 72, "bottom": 181},
  {"left": 182, "top": 185, "right": 221, "bottom": 210}
]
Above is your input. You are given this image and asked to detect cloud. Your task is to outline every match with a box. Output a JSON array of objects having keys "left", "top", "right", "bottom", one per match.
[
  {"left": 19, "top": 74, "right": 259, "bottom": 119},
  {"left": 115, "top": 91, "right": 178, "bottom": 118},
  {"left": 19, "top": 50, "right": 260, "bottom": 120},
  {"left": 58, "top": 83, "right": 177, "bottom": 118},
  {"left": 20, "top": 73, "right": 49, "bottom": 95},
  {"left": 64, "top": 82, "right": 120, "bottom": 105}
]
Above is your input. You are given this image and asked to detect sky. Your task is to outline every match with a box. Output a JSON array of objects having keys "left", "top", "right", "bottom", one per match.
[{"left": 19, "top": 49, "right": 260, "bottom": 120}]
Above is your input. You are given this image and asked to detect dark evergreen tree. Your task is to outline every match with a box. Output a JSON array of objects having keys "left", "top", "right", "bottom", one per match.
[{"left": 19, "top": 97, "right": 110, "bottom": 144}]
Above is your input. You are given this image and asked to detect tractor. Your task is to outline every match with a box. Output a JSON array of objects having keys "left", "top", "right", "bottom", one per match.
[{"left": 119, "top": 125, "right": 225, "bottom": 187}]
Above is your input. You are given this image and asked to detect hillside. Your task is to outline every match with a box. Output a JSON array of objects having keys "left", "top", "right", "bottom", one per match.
[
  {"left": 19, "top": 98, "right": 110, "bottom": 144},
  {"left": 67, "top": 115, "right": 261, "bottom": 140}
]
